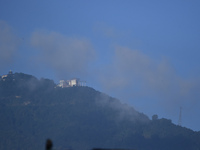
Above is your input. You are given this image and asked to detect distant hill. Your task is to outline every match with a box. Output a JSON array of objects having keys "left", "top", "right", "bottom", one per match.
[{"left": 0, "top": 72, "right": 200, "bottom": 150}]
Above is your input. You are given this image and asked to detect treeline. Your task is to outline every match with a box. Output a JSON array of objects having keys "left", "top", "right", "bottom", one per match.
[{"left": 0, "top": 72, "right": 200, "bottom": 150}]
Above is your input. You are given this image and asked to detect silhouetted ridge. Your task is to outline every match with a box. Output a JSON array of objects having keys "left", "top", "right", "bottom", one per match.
[{"left": 0, "top": 72, "right": 200, "bottom": 150}]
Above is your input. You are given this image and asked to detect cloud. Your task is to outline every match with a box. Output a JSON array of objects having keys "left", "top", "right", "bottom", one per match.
[
  {"left": 95, "top": 93, "right": 149, "bottom": 123},
  {"left": 100, "top": 46, "right": 173, "bottom": 91},
  {"left": 30, "top": 30, "right": 96, "bottom": 79},
  {"left": 98, "top": 46, "right": 200, "bottom": 111},
  {"left": 94, "top": 23, "right": 115, "bottom": 38},
  {"left": 0, "top": 20, "right": 20, "bottom": 68},
  {"left": 93, "top": 22, "right": 121, "bottom": 39}
]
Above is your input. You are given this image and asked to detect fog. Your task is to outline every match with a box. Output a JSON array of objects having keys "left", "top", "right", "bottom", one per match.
[{"left": 0, "top": 21, "right": 20, "bottom": 69}]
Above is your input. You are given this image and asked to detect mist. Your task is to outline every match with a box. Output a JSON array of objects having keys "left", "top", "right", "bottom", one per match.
[
  {"left": 96, "top": 46, "right": 200, "bottom": 120},
  {"left": 95, "top": 93, "right": 149, "bottom": 123},
  {"left": 28, "top": 29, "right": 200, "bottom": 122},
  {"left": 0, "top": 18, "right": 200, "bottom": 130},
  {"left": 30, "top": 30, "right": 96, "bottom": 79},
  {"left": 0, "top": 20, "right": 20, "bottom": 69}
]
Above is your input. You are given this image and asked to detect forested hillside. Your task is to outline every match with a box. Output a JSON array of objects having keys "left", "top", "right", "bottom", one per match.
[{"left": 0, "top": 72, "right": 200, "bottom": 150}]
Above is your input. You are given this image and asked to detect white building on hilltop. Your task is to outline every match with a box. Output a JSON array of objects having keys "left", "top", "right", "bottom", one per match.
[
  {"left": 68, "top": 78, "right": 80, "bottom": 87},
  {"left": 57, "top": 78, "right": 86, "bottom": 88},
  {"left": 58, "top": 80, "right": 67, "bottom": 88},
  {"left": 1, "top": 70, "right": 13, "bottom": 81}
]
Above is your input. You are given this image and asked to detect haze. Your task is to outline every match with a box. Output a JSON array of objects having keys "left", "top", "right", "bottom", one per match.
[{"left": 0, "top": 1, "right": 200, "bottom": 131}]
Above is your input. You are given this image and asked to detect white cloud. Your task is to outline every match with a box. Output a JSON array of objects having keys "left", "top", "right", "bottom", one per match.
[
  {"left": 99, "top": 46, "right": 200, "bottom": 111},
  {"left": 93, "top": 22, "right": 121, "bottom": 39},
  {"left": 0, "top": 20, "right": 20, "bottom": 68},
  {"left": 30, "top": 30, "right": 96, "bottom": 79}
]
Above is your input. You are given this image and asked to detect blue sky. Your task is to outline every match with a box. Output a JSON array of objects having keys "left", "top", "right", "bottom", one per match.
[{"left": 1, "top": 0, "right": 200, "bottom": 131}]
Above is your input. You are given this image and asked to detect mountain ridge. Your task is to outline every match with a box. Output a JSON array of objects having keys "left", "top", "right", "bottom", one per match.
[{"left": 0, "top": 72, "right": 200, "bottom": 150}]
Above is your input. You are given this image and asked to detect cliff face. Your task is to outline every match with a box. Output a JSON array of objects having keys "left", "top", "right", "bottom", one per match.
[{"left": 0, "top": 72, "right": 200, "bottom": 150}]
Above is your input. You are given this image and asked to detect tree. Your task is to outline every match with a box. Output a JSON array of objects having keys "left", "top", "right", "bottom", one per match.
[{"left": 152, "top": 114, "right": 158, "bottom": 121}]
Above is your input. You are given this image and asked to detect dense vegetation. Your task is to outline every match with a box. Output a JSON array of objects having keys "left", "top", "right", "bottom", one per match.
[{"left": 0, "top": 72, "right": 200, "bottom": 150}]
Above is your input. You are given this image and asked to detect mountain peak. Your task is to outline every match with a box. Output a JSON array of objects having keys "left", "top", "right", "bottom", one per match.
[{"left": 0, "top": 72, "right": 200, "bottom": 150}]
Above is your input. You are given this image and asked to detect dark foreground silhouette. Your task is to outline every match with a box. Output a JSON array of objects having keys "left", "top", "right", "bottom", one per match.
[
  {"left": 93, "top": 149, "right": 136, "bottom": 150},
  {"left": 45, "top": 139, "right": 136, "bottom": 150},
  {"left": 46, "top": 139, "right": 53, "bottom": 150}
]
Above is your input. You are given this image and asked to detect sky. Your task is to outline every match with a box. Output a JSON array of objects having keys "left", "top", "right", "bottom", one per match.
[{"left": 0, "top": 0, "right": 200, "bottom": 131}]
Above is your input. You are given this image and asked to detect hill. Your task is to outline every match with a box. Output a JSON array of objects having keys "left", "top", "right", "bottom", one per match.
[{"left": 0, "top": 72, "right": 200, "bottom": 150}]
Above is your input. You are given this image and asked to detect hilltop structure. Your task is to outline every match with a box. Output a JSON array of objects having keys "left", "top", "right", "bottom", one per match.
[
  {"left": 1, "top": 70, "right": 14, "bottom": 81},
  {"left": 57, "top": 78, "right": 86, "bottom": 88},
  {"left": 1, "top": 71, "right": 86, "bottom": 88}
]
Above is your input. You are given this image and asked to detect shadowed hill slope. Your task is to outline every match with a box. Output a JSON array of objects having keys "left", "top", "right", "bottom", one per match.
[{"left": 0, "top": 72, "right": 200, "bottom": 150}]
